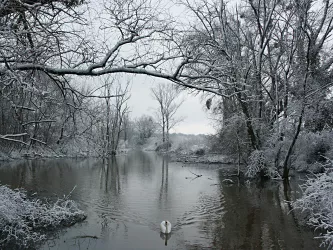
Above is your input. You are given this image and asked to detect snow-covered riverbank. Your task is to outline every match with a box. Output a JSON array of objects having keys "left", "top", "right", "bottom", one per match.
[{"left": 0, "top": 185, "right": 86, "bottom": 249}]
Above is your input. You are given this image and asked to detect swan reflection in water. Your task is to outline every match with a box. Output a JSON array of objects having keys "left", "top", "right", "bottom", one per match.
[{"left": 160, "top": 232, "right": 172, "bottom": 246}]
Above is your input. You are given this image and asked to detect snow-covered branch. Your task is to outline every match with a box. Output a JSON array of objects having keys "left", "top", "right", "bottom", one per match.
[
  {"left": 0, "top": 0, "right": 83, "bottom": 18},
  {"left": 0, "top": 134, "right": 29, "bottom": 146},
  {"left": 22, "top": 120, "right": 56, "bottom": 126}
]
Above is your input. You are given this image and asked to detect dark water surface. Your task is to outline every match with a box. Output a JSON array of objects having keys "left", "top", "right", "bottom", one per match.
[{"left": 0, "top": 151, "right": 322, "bottom": 249}]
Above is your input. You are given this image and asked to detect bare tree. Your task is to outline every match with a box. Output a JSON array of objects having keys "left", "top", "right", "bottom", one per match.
[
  {"left": 110, "top": 82, "right": 130, "bottom": 154},
  {"left": 102, "top": 78, "right": 130, "bottom": 156},
  {"left": 151, "top": 83, "right": 184, "bottom": 148},
  {"left": 135, "top": 115, "right": 156, "bottom": 145}
]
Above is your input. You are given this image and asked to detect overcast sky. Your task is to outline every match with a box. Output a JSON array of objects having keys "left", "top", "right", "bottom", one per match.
[{"left": 127, "top": 75, "right": 216, "bottom": 135}]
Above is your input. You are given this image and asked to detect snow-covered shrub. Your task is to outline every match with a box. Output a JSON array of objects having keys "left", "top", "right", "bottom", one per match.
[
  {"left": 0, "top": 185, "right": 86, "bottom": 249},
  {"left": 293, "top": 171, "right": 333, "bottom": 249},
  {"left": 294, "top": 131, "right": 333, "bottom": 172},
  {"left": 245, "top": 150, "right": 280, "bottom": 179},
  {"left": 245, "top": 150, "right": 267, "bottom": 178}
]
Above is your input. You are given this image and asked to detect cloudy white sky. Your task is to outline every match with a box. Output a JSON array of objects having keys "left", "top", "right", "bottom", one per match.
[{"left": 127, "top": 75, "right": 216, "bottom": 135}]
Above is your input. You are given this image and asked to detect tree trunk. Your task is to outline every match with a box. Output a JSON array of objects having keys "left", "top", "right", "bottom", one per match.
[
  {"left": 237, "top": 92, "right": 259, "bottom": 150},
  {"left": 106, "top": 90, "right": 111, "bottom": 157},
  {"left": 282, "top": 105, "right": 304, "bottom": 179},
  {"left": 162, "top": 116, "right": 165, "bottom": 143},
  {"left": 166, "top": 118, "right": 170, "bottom": 150}
]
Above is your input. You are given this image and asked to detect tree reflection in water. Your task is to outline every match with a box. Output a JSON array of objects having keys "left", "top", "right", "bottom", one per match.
[
  {"left": 195, "top": 171, "right": 322, "bottom": 250},
  {"left": 159, "top": 156, "right": 169, "bottom": 208},
  {"left": 99, "top": 156, "right": 127, "bottom": 240}
]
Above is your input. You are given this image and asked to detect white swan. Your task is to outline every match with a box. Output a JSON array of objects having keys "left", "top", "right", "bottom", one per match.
[{"left": 160, "top": 220, "right": 172, "bottom": 234}]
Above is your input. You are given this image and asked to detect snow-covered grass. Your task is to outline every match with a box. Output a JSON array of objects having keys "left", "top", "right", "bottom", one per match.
[
  {"left": 293, "top": 170, "right": 333, "bottom": 249},
  {"left": 0, "top": 185, "right": 86, "bottom": 249}
]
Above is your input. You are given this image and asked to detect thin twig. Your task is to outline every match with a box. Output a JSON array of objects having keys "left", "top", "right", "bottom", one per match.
[{"left": 64, "top": 185, "right": 77, "bottom": 200}]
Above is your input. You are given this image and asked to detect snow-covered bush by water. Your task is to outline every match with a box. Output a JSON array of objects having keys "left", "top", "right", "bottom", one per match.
[
  {"left": 0, "top": 185, "right": 86, "bottom": 249},
  {"left": 245, "top": 150, "right": 267, "bottom": 178},
  {"left": 245, "top": 150, "right": 281, "bottom": 179},
  {"left": 294, "top": 171, "right": 333, "bottom": 249}
]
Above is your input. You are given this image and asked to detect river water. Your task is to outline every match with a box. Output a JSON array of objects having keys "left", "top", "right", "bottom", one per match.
[{"left": 0, "top": 151, "right": 322, "bottom": 249}]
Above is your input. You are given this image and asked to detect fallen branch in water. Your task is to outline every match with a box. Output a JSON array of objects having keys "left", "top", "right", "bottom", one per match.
[
  {"left": 72, "top": 235, "right": 99, "bottom": 239},
  {"left": 184, "top": 170, "right": 203, "bottom": 181},
  {"left": 188, "top": 170, "right": 202, "bottom": 178}
]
